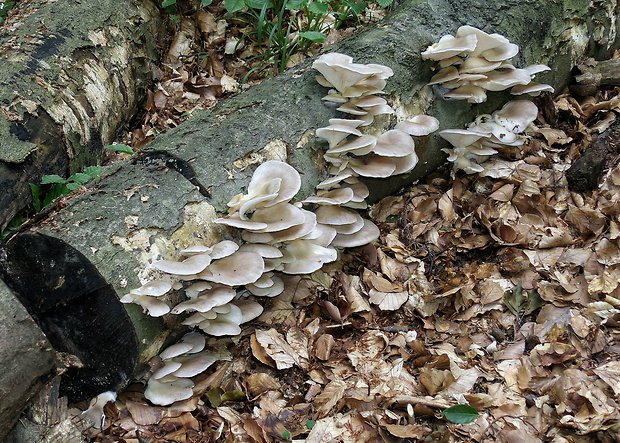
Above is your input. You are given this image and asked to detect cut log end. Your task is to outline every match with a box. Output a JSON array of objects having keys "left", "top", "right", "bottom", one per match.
[{"left": 0, "top": 233, "right": 138, "bottom": 402}]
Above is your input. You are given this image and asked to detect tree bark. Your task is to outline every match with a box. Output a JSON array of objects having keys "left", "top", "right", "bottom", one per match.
[
  {"left": 0, "top": 0, "right": 618, "bottom": 403},
  {"left": 0, "top": 0, "right": 164, "bottom": 230},
  {"left": 0, "top": 279, "right": 56, "bottom": 441},
  {"left": 571, "top": 58, "right": 620, "bottom": 96}
]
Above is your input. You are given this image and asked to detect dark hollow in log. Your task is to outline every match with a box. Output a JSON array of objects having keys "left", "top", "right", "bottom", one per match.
[
  {"left": 570, "top": 58, "right": 620, "bottom": 97},
  {"left": 0, "top": 234, "right": 137, "bottom": 402}
]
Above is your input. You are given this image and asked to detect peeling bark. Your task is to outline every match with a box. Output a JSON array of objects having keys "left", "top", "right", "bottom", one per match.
[
  {"left": 0, "top": 0, "right": 164, "bottom": 229},
  {"left": 0, "top": 0, "right": 618, "bottom": 404}
]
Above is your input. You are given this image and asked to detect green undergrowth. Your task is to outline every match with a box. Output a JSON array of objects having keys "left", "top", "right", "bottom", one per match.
[
  {"left": 161, "top": 0, "right": 394, "bottom": 76},
  {"left": 0, "top": 1, "right": 17, "bottom": 24}
]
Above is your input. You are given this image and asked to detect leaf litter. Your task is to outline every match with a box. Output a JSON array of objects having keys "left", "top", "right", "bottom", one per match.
[{"left": 85, "top": 45, "right": 620, "bottom": 443}]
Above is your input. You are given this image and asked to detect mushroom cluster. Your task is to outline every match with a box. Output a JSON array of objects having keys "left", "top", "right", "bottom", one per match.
[
  {"left": 440, "top": 100, "right": 539, "bottom": 175},
  {"left": 145, "top": 332, "right": 231, "bottom": 405},
  {"left": 422, "top": 26, "right": 554, "bottom": 103},
  {"left": 309, "top": 53, "right": 439, "bottom": 247},
  {"left": 312, "top": 52, "right": 395, "bottom": 126}
]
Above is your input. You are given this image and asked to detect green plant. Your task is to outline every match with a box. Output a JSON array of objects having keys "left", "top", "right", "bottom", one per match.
[
  {"left": 104, "top": 143, "right": 135, "bottom": 155},
  {"left": 30, "top": 166, "right": 103, "bottom": 212},
  {"left": 223, "top": 0, "right": 394, "bottom": 77},
  {"left": 0, "top": 1, "right": 17, "bottom": 24},
  {"left": 442, "top": 404, "right": 479, "bottom": 424},
  {"left": 1, "top": 166, "right": 103, "bottom": 242}
]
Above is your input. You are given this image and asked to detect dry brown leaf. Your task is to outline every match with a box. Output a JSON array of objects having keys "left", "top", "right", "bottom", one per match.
[
  {"left": 384, "top": 423, "right": 432, "bottom": 438},
  {"left": 314, "top": 380, "right": 346, "bottom": 418},
  {"left": 368, "top": 289, "right": 408, "bottom": 310},
  {"left": 315, "top": 334, "right": 335, "bottom": 361},
  {"left": 254, "top": 328, "right": 309, "bottom": 370}
]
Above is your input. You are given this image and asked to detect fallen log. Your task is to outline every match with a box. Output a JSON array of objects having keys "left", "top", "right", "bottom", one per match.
[
  {"left": 1, "top": 0, "right": 618, "bottom": 405},
  {"left": 0, "top": 279, "right": 56, "bottom": 441},
  {"left": 0, "top": 0, "right": 164, "bottom": 230},
  {"left": 571, "top": 58, "right": 620, "bottom": 97}
]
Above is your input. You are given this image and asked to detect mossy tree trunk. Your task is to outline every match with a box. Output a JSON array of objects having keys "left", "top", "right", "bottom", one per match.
[
  {"left": 0, "top": 0, "right": 164, "bottom": 230},
  {"left": 0, "top": 0, "right": 617, "bottom": 418}
]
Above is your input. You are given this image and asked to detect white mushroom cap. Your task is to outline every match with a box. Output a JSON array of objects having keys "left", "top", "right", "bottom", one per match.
[
  {"left": 348, "top": 155, "right": 397, "bottom": 178},
  {"left": 315, "top": 205, "right": 360, "bottom": 226},
  {"left": 241, "top": 209, "right": 317, "bottom": 244},
  {"left": 185, "top": 281, "right": 212, "bottom": 298},
  {"left": 312, "top": 53, "right": 386, "bottom": 95},
  {"left": 392, "top": 152, "right": 420, "bottom": 175},
  {"left": 511, "top": 82, "right": 554, "bottom": 96},
  {"left": 443, "top": 147, "right": 486, "bottom": 174},
  {"left": 475, "top": 68, "right": 532, "bottom": 91},
  {"left": 438, "top": 55, "right": 463, "bottom": 68},
  {"left": 395, "top": 115, "right": 440, "bottom": 136},
  {"left": 456, "top": 26, "right": 511, "bottom": 56},
  {"left": 303, "top": 187, "right": 355, "bottom": 205},
  {"left": 459, "top": 57, "right": 502, "bottom": 74},
  {"left": 152, "top": 361, "right": 183, "bottom": 380},
  {"left": 81, "top": 391, "right": 117, "bottom": 429},
  {"left": 144, "top": 377, "right": 194, "bottom": 406},
  {"left": 280, "top": 240, "right": 338, "bottom": 274},
  {"left": 301, "top": 223, "right": 338, "bottom": 247},
  {"left": 493, "top": 100, "right": 538, "bottom": 133},
  {"left": 198, "top": 303, "right": 244, "bottom": 336},
  {"left": 236, "top": 300, "right": 264, "bottom": 324},
  {"left": 120, "top": 293, "right": 170, "bottom": 317},
  {"left": 200, "top": 251, "right": 265, "bottom": 286},
  {"left": 326, "top": 135, "right": 377, "bottom": 156},
  {"left": 209, "top": 240, "right": 240, "bottom": 259},
  {"left": 179, "top": 245, "right": 211, "bottom": 255},
  {"left": 238, "top": 243, "right": 283, "bottom": 259},
  {"left": 171, "top": 285, "right": 237, "bottom": 314},
  {"left": 316, "top": 119, "right": 365, "bottom": 148},
  {"left": 154, "top": 253, "right": 212, "bottom": 276},
  {"left": 428, "top": 66, "right": 460, "bottom": 85},
  {"left": 439, "top": 129, "right": 490, "bottom": 148},
  {"left": 316, "top": 172, "right": 353, "bottom": 190},
  {"left": 246, "top": 273, "right": 285, "bottom": 297},
  {"left": 421, "top": 33, "right": 477, "bottom": 60},
  {"left": 331, "top": 219, "right": 380, "bottom": 248},
  {"left": 216, "top": 202, "right": 306, "bottom": 233},
  {"left": 169, "top": 351, "right": 223, "bottom": 378},
  {"left": 130, "top": 279, "right": 173, "bottom": 297},
  {"left": 246, "top": 161, "right": 301, "bottom": 208},
  {"left": 443, "top": 85, "right": 488, "bottom": 103},
  {"left": 480, "top": 42, "right": 519, "bottom": 62},
  {"left": 372, "top": 130, "right": 416, "bottom": 157}
]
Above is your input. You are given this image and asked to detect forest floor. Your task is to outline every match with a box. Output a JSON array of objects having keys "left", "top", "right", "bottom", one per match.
[{"left": 72, "top": 6, "right": 620, "bottom": 443}]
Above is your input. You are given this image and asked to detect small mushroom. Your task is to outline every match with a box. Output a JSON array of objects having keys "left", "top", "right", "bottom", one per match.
[
  {"left": 144, "top": 376, "right": 194, "bottom": 406},
  {"left": 280, "top": 239, "right": 338, "bottom": 274},
  {"left": 154, "top": 253, "right": 212, "bottom": 276},
  {"left": 171, "top": 285, "right": 237, "bottom": 314},
  {"left": 421, "top": 33, "right": 477, "bottom": 60},
  {"left": 331, "top": 219, "right": 380, "bottom": 248},
  {"left": 395, "top": 115, "right": 440, "bottom": 137},
  {"left": 200, "top": 251, "right": 265, "bottom": 286}
]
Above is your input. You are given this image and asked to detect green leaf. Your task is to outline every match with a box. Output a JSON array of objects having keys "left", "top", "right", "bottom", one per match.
[
  {"left": 306, "top": 419, "right": 316, "bottom": 429},
  {"left": 201, "top": 0, "right": 213, "bottom": 6},
  {"left": 206, "top": 387, "right": 224, "bottom": 408},
  {"left": 30, "top": 183, "right": 42, "bottom": 213},
  {"left": 69, "top": 172, "right": 94, "bottom": 185},
  {"left": 523, "top": 290, "right": 543, "bottom": 315},
  {"left": 442, "top": 404, "right": 479, "bottom": 424},
  {"left": 220, "top": 389, "right": 246, "bottom": 402},
  {"left": 40, "top": 174, "right": 66, "bottom": 185},
  {"left": 65, "top": 182, "right": 81, "bottom": 192},
  {"left": 224, "top": 0, "right": 246, "bottom": 12},
  {"left": 245, "top": 0, "right": 271, "bottom": 9},
  {"left": 104, "top": 143, "right": 134, "bottom": 155},
  {"left": 297, "top": 31, "right": 325, "bottom": 42},
  {"left": 281, "top": 429, "right": 291, "bottom": 441},
  {"left": 503, "top": 283, "right": 524, "bottom": 316},
  {"left": 285, "top": 0, "right": 307, "bottom": 10},
  {"left": 307, "top": 1, "right": 328, "bottom": 14},
  {"left": 161, "top": 0, "right": 177, "bottom": 8},
  {"left": 83, "top": 166, "right": 103, "bottom": 178}
]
